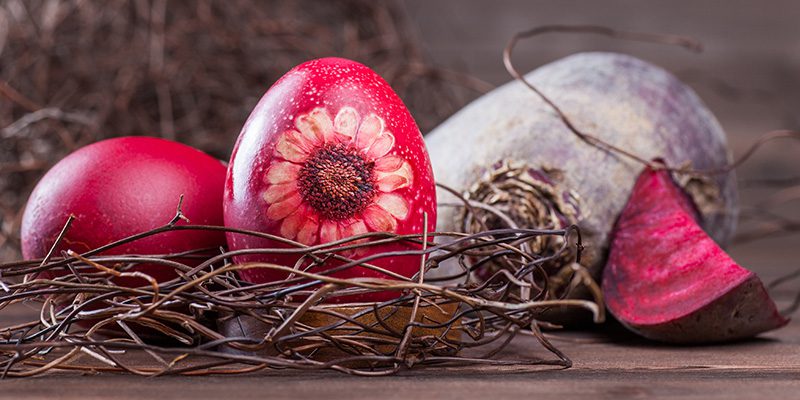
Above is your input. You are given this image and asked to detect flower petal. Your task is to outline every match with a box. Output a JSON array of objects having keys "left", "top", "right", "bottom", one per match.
[
  {"left": 376, "top": 161, "right": 413, "bottom": 192},
  {"left": 280, "top": 211, "right": 305, "bottom": 240},
  {"left": 374, "top": 155, "right": 404, "bottom": 173},
  {"left": 363, "top": 204, "right": 397, "bottom": 232},
  {"left": 340, "top": 219, "right": 370, "bottom": 256},
  {"left": 262, "top": 182, "right": 296, "bottom": 203},
  {"left": 341, "top": 219, "right": 368, "bottom": 239},
  {"left": 365, "top": 131, "right": 395, "bottom": 159},
  {"left": 376, "top": 175, "right": 408, "bottom": 193},
  {"left": 275, "top": 130, "right": 311, "bottom": 163},
  {"left": 355, "top": 114, "right": 384, "bottom": 150},
  {"left": 293, "top": 117, "right": 323, "bottom": 147},
  {"left": 266, "top": 162, "right": 301, "bottom": 184},
  {"left": 296, "top": 217, "right": 319, "bottom": 245},
  {"left": 266, "top": 192, "right": 302, "bottom": 220},
  {"left": 375, "top": 193, "right": 410, "bottom": 220},
  {"left": 286, "top": 129, "right": 317, "bottom": 153},
  {"left": 319, "top": 220, "right": 341, "bottom": 244},
  {"left": 296, "top": 108, "right": 334, "bottom": 144},
  {"left": 334, "top": 107, "right": 359, "bottom": 142}
]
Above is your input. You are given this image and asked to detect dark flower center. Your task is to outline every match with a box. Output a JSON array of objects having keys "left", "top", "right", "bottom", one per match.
[{"left": 298, "top": 144, "right": 376, "bottom": 220}]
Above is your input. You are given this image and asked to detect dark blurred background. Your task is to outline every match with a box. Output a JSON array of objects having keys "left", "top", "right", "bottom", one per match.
[{"left": 1, "top": 0, "right": 798, "bottom": 279}]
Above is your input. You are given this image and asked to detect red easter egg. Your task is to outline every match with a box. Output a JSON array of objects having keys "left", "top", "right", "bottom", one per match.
[
  {"left": 21, "top": 136, "right": 227, "bottom": 285},
  {"left": 224, "top": 58, "right": 437, "bottom": 303}
]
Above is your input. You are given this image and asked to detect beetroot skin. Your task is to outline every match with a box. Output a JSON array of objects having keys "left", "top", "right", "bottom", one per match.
[
  {"left": 603, "top": 167, "right": 788, "bottom": 343},
  {"left": 426, "top": 52, "right": 737, "bottom": 284},
  {"left": 224, "top": 58, "right": 437, "bottom": 303}
]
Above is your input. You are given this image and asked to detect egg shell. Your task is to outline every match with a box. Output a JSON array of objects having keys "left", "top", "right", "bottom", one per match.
[
  {"left": 21, "top": 136, "right": 227, "bottom": 285},
  {"left": 224, "top": 57, "right": 437, "bottom": 303}
]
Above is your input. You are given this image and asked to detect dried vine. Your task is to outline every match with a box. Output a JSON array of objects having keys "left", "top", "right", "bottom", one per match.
[
  {"left": 0, "top": 194, "right": 603, "bottom": 377},
  {"left": 502, "top": 24, "right": 800, "bottom": 178}
]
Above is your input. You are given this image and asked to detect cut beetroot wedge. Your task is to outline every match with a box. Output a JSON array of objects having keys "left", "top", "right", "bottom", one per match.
[{"left": 603, "top": 167, "right": 788, "bottom": 343}]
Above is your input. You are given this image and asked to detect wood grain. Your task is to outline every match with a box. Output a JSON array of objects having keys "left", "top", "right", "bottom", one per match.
[{"left": 0, "top": 296, "right": 797, "bottom": 399}]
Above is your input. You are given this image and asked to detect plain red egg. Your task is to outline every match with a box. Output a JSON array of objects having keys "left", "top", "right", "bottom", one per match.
[
  {"left": 21, "top": 136, "right": 227, "bottom": 286},
  {"left": 224, "top": 57, "right": 437, "bottom": 303}
]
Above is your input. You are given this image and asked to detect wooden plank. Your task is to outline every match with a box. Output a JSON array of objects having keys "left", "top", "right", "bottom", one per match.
[
  {"left": 0, "top": 302, "right": 797, "bottom": 399},
  {"left": 0, "top": 352, "right": 797, "bottom": 400}
]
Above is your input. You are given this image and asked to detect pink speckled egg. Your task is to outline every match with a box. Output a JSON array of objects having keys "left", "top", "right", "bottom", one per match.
[{"left": 224, "top": 57, "right": 437, "bottom": 303}]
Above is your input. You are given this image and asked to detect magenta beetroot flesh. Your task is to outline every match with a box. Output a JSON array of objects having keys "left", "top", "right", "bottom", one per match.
[{"left": 603, "top": 167, "right": 787, "bottom": 343}]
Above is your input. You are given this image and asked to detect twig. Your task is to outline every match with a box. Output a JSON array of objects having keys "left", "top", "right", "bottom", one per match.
[
  {"left": 503, "top": 24, "right": 800, "bottom": 177},
  {"left": 2, "top": 107, "right": 95, "bottom": 138},
  {"left": 0, "top": 218, "right": 599, "bottom": 377}
]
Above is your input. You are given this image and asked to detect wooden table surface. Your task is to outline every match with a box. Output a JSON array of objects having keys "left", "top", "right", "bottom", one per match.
[
  {"left": 3, "top": 242, "right": 796, "bottom": 400},
  {"left": 0, "top": 307, "right": 797, "bottom": 400}
]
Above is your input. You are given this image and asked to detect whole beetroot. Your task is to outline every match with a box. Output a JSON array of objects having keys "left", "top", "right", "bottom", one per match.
[{"left": 426, "top": 52, "right": 737, "bottom": 283}]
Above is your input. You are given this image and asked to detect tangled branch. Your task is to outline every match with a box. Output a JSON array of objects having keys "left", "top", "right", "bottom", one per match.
[{"left": 0, "top": 196, "right": 602, "bottom": 377}]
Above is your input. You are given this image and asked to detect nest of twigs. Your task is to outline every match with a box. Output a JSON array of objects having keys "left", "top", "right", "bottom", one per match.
[{"left": 0, "top": 195, "right": 603, "bottom": 377}]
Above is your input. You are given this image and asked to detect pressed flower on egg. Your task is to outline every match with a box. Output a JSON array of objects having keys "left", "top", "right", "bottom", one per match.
[{"left": 262, "top": 106, "right": 414, "bottom": 245}]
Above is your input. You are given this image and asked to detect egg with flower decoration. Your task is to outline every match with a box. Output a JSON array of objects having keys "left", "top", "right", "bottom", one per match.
[{"left": 224, "top": 58, "right": 437, "bottom": 303}]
